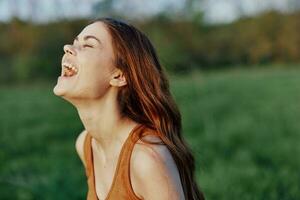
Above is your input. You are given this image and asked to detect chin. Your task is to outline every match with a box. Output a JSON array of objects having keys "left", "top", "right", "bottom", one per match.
[
  {"left": 53, "top": 75, "right": 77, "bottom": 97},
  {"left": 53, "top": 84, "right": 66, "bottom": 97},
  {"left": 53, "top": 83, "right": 81, "bottom": 106}
]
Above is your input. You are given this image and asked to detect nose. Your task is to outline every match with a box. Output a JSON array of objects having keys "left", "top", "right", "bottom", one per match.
[{"left": 63, "top": 44, "right": 76, "bottom": 55}]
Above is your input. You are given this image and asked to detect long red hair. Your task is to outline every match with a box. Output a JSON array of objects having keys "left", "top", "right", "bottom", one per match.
[{"left": 89, "top": 17, "right": 205, "bottom": 200}]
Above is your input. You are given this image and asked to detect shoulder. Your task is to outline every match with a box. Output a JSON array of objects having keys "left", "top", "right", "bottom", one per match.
[
  {"left": 130, "top": 134, "right": 185, "bottom": 200},
  {"left": 75, "top": 129, "right": 88, "bottom": 168}
]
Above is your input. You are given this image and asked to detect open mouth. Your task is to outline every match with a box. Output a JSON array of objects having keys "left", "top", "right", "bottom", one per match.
[{"left": 61, "top": 62, "right": 78, "bottom": 77}]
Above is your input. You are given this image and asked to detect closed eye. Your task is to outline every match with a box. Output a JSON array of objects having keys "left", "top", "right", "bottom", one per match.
[{"left": 83, "top": 44, "right": 93, "bottom": 48}]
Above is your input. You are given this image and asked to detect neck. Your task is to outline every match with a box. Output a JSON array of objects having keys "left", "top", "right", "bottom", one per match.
[{"left": 74, "top": 95, "right": 138, "bottom": 163}]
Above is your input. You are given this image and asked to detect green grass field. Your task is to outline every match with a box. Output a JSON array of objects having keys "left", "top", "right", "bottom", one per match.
[{"left": 1, "top": 68, "right": 300, "bottom": 200}]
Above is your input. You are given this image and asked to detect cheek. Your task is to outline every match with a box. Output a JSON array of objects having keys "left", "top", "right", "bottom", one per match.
[
  {"left": 75, "top": 51, "right": 114, "bottom": 97},
  {"left": 75, "top": 73, "right": 111, "bottom": 99},
  {"left": 86, "top": 76, "right": 111, "bottom": 99},
  {"left": 83, "top": 57, "right": 114, "bottom": 83},
  {"left": 77, "top": 63, "right": 112, "bottom": 98},
  {"left": 80, "top": 50, "right": 113, "bottom": 71},
  {"left": 82, "top": 59, "right": 112, "bottom": 82}
]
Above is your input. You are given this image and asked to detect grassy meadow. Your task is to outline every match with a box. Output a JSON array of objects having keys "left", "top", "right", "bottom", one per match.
[{"left": 1, "top": 67, "right": 300, "bottom": 200}]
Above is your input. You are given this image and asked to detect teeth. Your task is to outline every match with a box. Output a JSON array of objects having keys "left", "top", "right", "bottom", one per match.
[
  {"left": 71, "top": 66, "right": 78, "bottom": 72},
  {"left": 62, "top": 62, "right": 78, "bottom": 77}
]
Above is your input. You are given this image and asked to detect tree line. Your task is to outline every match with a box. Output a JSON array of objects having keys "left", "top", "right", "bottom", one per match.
[{"left": 0, "top": 10, "right": 299, "bottom": 83}]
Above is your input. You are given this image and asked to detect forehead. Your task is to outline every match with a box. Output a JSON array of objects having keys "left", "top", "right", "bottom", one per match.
[{"left": 77, "top": 22, "right": 111, "bottom": 44}]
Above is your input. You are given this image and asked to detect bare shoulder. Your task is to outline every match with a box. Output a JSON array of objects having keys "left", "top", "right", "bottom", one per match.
[
  {"left": 75, "top": 129, "right": 88, "bottom": 168},
  {"left": 130, "top": 134, "right": 185, "bottom": 200}
]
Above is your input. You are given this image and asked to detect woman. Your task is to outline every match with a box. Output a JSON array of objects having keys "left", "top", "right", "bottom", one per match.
[{"left": 53, "top": 17, "right": 205, "bottom": 200}]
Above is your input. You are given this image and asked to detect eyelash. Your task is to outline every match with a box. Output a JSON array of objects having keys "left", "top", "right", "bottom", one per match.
[
  {"left": 72, "top": 41, "right": 93, "bottom": 48},
  {"left": 83, "top": 44, "right": 93, "bottom": 48}
]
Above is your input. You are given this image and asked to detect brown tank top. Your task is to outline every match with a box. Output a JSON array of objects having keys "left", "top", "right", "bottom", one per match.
[{"left": 83, "top": 123, "right": 158, "bottom": 200}]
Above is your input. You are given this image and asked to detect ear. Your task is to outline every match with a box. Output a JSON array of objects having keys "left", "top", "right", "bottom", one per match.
[{"left": 109, "top": 68, "right": 127, "bottom": 87}]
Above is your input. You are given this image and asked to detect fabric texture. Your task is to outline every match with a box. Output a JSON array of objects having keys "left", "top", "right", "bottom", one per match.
[{"left": 83, "top": 123, "right": 158, "bottom": 200}]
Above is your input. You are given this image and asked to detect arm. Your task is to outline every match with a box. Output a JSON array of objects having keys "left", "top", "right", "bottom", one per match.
[{"left": 130, "top": 137, "right": 185, "bottom": 200}]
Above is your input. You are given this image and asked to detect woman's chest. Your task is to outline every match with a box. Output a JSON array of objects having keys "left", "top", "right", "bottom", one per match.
[{"left": 92, "top": 152, "right": 119, "bottom": 199}]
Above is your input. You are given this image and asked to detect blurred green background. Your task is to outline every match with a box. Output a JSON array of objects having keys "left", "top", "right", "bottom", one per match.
[{"left": 0, "top": 0, "right": 300, "bottom": 199}]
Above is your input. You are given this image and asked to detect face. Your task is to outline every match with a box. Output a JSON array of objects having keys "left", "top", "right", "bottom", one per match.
[{"left": 53, "top": 22, "right": 125, "bottom": 102}]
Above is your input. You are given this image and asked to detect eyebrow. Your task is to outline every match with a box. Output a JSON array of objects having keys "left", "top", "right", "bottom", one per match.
[{"left": 74, "top": 35, "right": 102, "bottom": 45}]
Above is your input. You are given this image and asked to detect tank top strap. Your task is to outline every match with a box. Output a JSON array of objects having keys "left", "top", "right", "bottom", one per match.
[
  {"left": 83, "top": 132, "right": 99, "bottom": 200},
  {"left": 129, "top": 125, "right": 158, "bottom": 143},
  {"left": 114, "top": 125, "right": 159, "bottom": 190},
  {"left": 83, "top": 131, "right": 93, "bottom": 177},
  {"left": 121, "top": 126, "right": 159, "bottom": 168}
]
